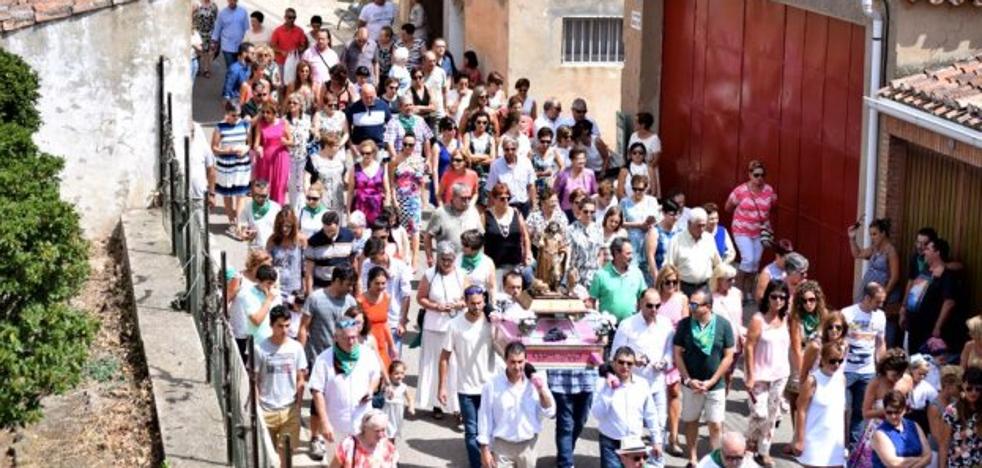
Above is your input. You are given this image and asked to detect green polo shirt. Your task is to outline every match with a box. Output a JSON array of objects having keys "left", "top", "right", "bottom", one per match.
[
  {"left": 673, "top": 315, "right": 735, "bottom": 391},
  {"left": 588, "top": 262, "right": 646, "bottom": 322}
]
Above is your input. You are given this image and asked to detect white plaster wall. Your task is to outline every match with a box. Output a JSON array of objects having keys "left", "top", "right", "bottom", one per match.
[{"left": 1, "top": 0, "right": 192, "bottom": 238}]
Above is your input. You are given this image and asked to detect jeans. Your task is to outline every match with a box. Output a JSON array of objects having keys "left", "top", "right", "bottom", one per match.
[
  {"left": 885, "top": 317, "right": 902, "bottom": 349},
  {"left": 390, "top": 326, "right": 403, "bottom": 358},
  {"left": 222, "top": 50, "right": 237, "bottom": 68},
  {"left": 599, "top": 433, "right": 622, "bottom": 468},
  {"left": 651, "top": 387, "right": 667, "bottom": 450},
  {"left": 553, "top": 391, "right": 593, "bottom": 468},
  {"left": 458, "top": 393, "right": 482, "bottom": 468},
  {"left": 846, "top": 372, "right": 873, "bottom": 445}
]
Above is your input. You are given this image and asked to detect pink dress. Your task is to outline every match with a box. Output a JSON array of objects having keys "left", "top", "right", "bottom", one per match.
[
  {"left": 253, "top": 119, "right": 290, "bottom": 205},
  {"left": 658, "top": 292, "right": 687, "bottom": 385},
  {"left": 352, "top": 162, "right": 386, "bottom": 225}
]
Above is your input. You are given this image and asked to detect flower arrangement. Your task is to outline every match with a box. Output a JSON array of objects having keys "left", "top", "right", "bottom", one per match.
[{"left": 518, "top": 317, "right": 538, "bottom": 336}]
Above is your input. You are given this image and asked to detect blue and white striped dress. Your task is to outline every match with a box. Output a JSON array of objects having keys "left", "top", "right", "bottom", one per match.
[{"left": 215, "top": 120, "right": 251, "bottom": 196}]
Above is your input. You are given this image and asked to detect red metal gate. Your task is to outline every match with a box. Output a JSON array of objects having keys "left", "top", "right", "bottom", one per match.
[{"left": 660, "top": 0, "right": 866, "bottom": 305}]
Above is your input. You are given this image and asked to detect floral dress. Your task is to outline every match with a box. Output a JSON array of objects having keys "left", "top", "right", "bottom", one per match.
[
  {"left": 393, "top": 155, "right": 426, "bottom": 234},
  {"left": 568, "top": 221, "right": 603, "bottom": 289},
  {"left": 192, "top": 2, "right": 218, "bottom": 45},
  {"left": 943, "top": 403, "right": 982, "bottom": 467},
  {"left": 525, "top": 208, "right": 569, "bottom": 247},
  {"left": 353, "top": 163, "right": 386, "bottom": 225},
  {"left": 333, "top": 436, "right": 399, "bottom": 467},
  {"left": 307, "top": 153, "right": 347, "bottom": 223}
]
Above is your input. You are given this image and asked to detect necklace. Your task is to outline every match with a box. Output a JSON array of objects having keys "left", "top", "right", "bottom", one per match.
[{"left": 491, "top": 209, "right": 512, "bottom": 238}]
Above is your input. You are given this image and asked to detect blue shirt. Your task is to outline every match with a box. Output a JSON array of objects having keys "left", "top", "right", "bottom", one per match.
[
  {"left": 872, "top": 418, "right": 923, "bottom": 468},
  {"left": 211, "top": 5, "right": 250, "bottom": 53},
  {"left": 222, "top": 60, "right": 250, "bottom": 101},
  {"left": 345, "top": 99, "right": 392, "bottom": 147}
]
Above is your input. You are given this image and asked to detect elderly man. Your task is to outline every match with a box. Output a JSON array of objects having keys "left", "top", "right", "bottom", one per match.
[
  {"left": 421, "top": 50, "right": 450, "bottom": 121},
  {"left": 345, "top": 83, "right": 392, "bottom": 154},
  {"left": 309, "top": 315, "right": 382, "bottom": 460},
  {"left": 304, "top": 211, "right": 356, "bottom": 292},
  {"left": 478, "top": 342, "right": 555, "bottom": 468},
  {"left": 383, "top": 94, "right": 433, "bottom": 159},
  {"left": 486, "top": 135, "right": 537, "bottom": 217},
  {"left": 589, "top": 237, "right": 647, "bottom": 323},
  {"left": 665, "top": 207, "right": 722, "bottom": 296},
  {"left": 534, "top": 98, "right": 563, "bottom": 136},
  {"left": 342, "top": 27, "right": 378, "bottom": 84},
  {"left": 238, "top": 179, "right": 279, "bottom": 248},
  {"left": 357, "top": 0, "right": 397, "bottom": 41},
  {"left": 674, "top": 287, "right": 735, "bottom": 467},
  {"left": 359, "top": 238, "right": 412, "bottom": 352},
  {"left": 423, "top": 183, "right": 483, "bottom": 266},
  {"left": 784, "top": 252, "right": 809, "bottom": 295},
  {"left": 559, "top": 97, "right": 600, "bottom": 138},
  {"left": 697, "top": 432, "right": 749, "bottom": 468},
  {"left": 301, "top": 29, "right": 339, "bottom": 88},
  {"left": 439, "top": 285, "right": 500, "bottom": 468},
  {"left": 591, "top": 346, "right": 662, "bottom": 468}
]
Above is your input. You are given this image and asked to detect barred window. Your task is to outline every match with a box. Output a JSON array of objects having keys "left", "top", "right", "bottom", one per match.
[{"left": 562, "top": 17, "right": 625, "bottom": 64}]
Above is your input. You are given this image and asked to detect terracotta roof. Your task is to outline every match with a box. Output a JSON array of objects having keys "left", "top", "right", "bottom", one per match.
[
  {"left": 878, "top": 55, "right": 982, "bottom": 131},
  {"left": 907, "top": 0, "right": 982, "bottom": 6}
]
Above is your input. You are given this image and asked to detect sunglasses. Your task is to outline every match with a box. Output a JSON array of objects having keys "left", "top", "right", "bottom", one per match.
[
  {"left": 253, "top": 193, "right": 268, "bottom": 199},
  {"left": 803, "top": 296, "right": 818, "bottom": 303},
  {"left": 644, "top": 302, "right": 661, "bottom": 309},
  {"left": 503, "top": 147, "right": 518, "bottom": 152},
  {"left": 326, "top": 103, "right": 339, "bottom": 109},
  {"left": 360, "top": 151, "right": 375, "bottom": 157},
  {"left": 452, "top": 158, "right": 465, "bottom": 163},
  {"left": 829, "top": 324, "right": 844, "bottom": 331},
  {"left": 615, "top": 359, "right": 635, "bottom": 366},
  {"left": 723, "top": 454, "right": 745, "bottom": 462},
  {"left": 306, "top": 196, "right": 320, "bottom": 201},
  {"left": 478, "top": 94, "right": 488, "bottom": 99},
  {"left": 632, "top": 186, "right": 646, "bottom": 191},
  {"left": 413, "top": 75, "right": 423, "bottom": 80},
  {"left": 475, "top": 120, "right": 488, "bottom": 125},
  {"left": 752, "top": 171, "right": 765, "bottom": 178},
  {"left": 497, "top": 195, "right": 511, "bottom": 201},
  {"left": 826, "top": 358, "right": 844, "bottom": 365},
  {"left": 630, "top": 150, "right": 645, "bottom": 155},
  {"left": 663, "top": 280, "right": 678, "bottom": 286},
  {"left": 769, "top": 293, "right": 787, "bottom": 301},
  {"left": 884, "top": 408, "right": 906, "bottom": 416},
  {"left": 965, "top": 385, "right": 982, "bottom": 393},
  {"left": 688, "top": 302, "right": 709, "bottom": 311},
  {"left": 582, "top": 209, "right": 595, "bottom": 215}
]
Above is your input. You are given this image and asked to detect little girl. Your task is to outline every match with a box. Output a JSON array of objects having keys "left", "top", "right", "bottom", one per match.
[{"left": 383, "top": 360, "right": 415, "bottom": 441}]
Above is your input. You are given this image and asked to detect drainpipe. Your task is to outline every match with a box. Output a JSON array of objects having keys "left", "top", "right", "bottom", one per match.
[{"left": 860, "top": 0, "right": 884, "bottom": 276}]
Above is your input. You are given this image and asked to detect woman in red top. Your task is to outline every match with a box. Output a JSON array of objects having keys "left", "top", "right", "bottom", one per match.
[
  {"left": 725, "top": 159, "right": 777, "bottom": 300},
  {"left": 329, "top": 409, "right": 399, "bottom": 467},
  {"left": 437, "top": 150, "right": 478, "bottom": 206},
  {"left": 357, "top": 266, "right": 397, "bottom": 376}
]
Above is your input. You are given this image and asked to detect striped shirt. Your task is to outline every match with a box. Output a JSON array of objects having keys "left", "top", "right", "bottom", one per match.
[
  {"left": 345, "top": 100, "right": 392, "bottom": 147},
  {"left": 304, "top": 228, "right": 356, "bottom": 288},
  {"left": 727, "top": 183, "right": 776, "bottom": 237}
]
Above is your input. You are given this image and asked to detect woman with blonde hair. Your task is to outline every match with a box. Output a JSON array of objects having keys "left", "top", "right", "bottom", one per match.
[
  {"left": 297, "top": 183, "right": 326, "bottom": 240},
  {"left": 307, "top": 131, "right": 348, "bottom": 223},
  {"left": 655, "top": 264, "right": 688, "bottom": 456},
  {"left": 347, "top": 140, "right": 389, "bottom": 226},
  {"left": 928, "top": 365, "right": 963, "bottom": 467},
  {"left": 960, "top": 316, "right": 982, "bottom": 370}
]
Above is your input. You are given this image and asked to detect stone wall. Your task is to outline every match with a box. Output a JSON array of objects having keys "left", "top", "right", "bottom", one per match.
[
  {"left": 1, "top": 0, "right": 192, "bottom": 238},
  {"left": 0, "top": 0, "right": 140, "bottom": 32}
]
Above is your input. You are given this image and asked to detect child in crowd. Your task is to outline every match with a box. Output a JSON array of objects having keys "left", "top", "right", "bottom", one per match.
[{"left": 383, "top": 360, "right": 415, "bottom": 442}]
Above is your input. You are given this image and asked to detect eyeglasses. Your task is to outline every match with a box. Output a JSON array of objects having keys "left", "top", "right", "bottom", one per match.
[
  {"left": 539, "top": 139, "right": 553, "bottom": 145},
  {"left": 829, "top": 324, "right": 844, "bottom": 331},
  {"left": 769, "top": 293, "right": 787, "bottom": 301},
  {"left": 615, "top": 359, "right": 635, "bottom": 366},
  {"left": 306, "top": 196, "right": 320, "bottom": 201},
  {"left": 803, "top": 296, "right": 818, "bottom": 303},
  {"left": 884, "top": 408, "right": 906, "bottom": 416},
  {"left": 632, "top": 186, "right": 646, "bottom": 191},
  {"left": 644, "top": 302, "right": 661, "bottom": 309},
  {"left": 826, "top": 358, "right": 844, "bottom": 365},
  {"left": 751, "top": 171, "right": 765, "bottom": 178},
  {"left": 663, "top": 280, "right": 678, "bottom": 286},
  {"left": 965, "top": 385, "right": 982, "bottom": 393},
  {"left": 452, "top": 158, "right": 465, "bottom": 163},
  {"left": 688, "top": 302, "right": 709, "bottom": 311},
  {"left": 360, "top": 151, "right": 375, "bottom": 157}
]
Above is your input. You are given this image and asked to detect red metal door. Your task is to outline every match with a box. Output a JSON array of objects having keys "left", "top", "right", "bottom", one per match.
[{"left": 660, "top": 0, "right": 865, "bottom": 306}]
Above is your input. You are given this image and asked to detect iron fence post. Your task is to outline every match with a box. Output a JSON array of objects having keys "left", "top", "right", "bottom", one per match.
[
  {"left": 203, "top": 193, "right": 213, "bottom": 384},
  {"left": 183, "top": 136, "right": 192, "bottom": 305},
  {"left": 157, "top": 56, "right": 165, "bottom": 188},
  {"left": 169, "top": 160, "right": 178, "bottom": 256},
  {"left": 248, "top": 335, "right": 260, "bottom": 468},
  {"left": 283, "top": 434, "right": 292, "bottom": 468}
]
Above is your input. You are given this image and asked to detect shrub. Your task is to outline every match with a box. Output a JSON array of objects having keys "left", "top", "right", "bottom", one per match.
[{"left": 0, "top": 50, "right": 95, "bottom": 428}]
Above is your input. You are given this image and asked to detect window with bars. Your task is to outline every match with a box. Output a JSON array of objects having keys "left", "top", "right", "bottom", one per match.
[{"left": 561, "top": 17, "right": 625, "bottom": 64}]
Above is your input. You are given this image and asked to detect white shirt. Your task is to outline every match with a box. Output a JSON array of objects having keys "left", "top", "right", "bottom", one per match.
[
  {"left": 308, "top": 347, "right": 382, "bottom": 436},
  {"left": 590, "top": 377, "right": 659, "bottom": 443},
  {"left": 611, "top": 314, "right": 675, "bottom": 389},
  {"left": 239, "top": 199, "right": 282, "bottom": 249},
  {"left": 358, "top": 1, "right": 397, "bottom": 41},
  {"left": 534, "top": 115, "right": 562, "bottom": 136},
  {"left": 244, "top": 26, "right": 272, "bottom": 48},
  {"left": 302, "top": 46, "right": 339, "bottom": 87},
  {"left": 841, "top": 303, "right": 886, "bottom": 375},
  {"left": 190, "top": 122, "right": 215, "bottom": 199},
  {"left": 666, "top": 230, "right": 722, "bottom": 284},
  {"left": 443, "top": 313, "right": 501, "bottom": 395},
  {"left": 558, "top": 115, "right": 601, "bottom": 138},
  {"left": 255, "top": 337, "right": 307, "bottom": 410},
  {"left": 360, "top": 256, "right": 413, "bottom": 327},
  {"left": 424, "top": 66, "right": 449, "bottom": 118},
  {"left": 628, "top": 132, "right": 662, "bottom": 163},
  {"left": 486, "top": 156, "right": 536, "bottom": 204},
  {"left": 230, "top": 285, "right": 282, "bottom": 339},
  {"left": 477, "top": 372, "right": 555, "bottom": 445},
  {"left": 448, "top": 88, "right": 472, "bottom": 123}
]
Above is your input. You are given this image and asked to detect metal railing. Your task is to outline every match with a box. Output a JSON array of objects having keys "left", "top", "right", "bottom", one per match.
[{"left": 155, "top": 55, "right": 283, "bottom": 468}]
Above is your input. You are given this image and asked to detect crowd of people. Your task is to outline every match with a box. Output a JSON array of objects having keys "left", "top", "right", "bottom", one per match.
[{"left": 194, "top": 0, "right": 980, "bottom": 466}]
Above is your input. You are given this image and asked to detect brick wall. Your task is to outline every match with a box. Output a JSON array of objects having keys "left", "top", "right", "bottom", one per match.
[{"left": 0, "top": 0, "right": 138, "bottom": 33}]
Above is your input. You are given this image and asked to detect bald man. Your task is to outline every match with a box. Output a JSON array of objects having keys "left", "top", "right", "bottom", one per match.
[
  {"left": 696, "top": 432, "right": 748, "bottom": 468},
  {"left": 343, "top": 26, "right": 378, "bottom": 84},
  {"left": 345, "top": 82, "right": 392, "bottom": 154}
]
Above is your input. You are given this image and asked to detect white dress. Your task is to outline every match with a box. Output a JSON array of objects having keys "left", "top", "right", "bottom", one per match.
[
  {"left": 622, "top": 161, "right": 650, "bottom": 198},
  {"left": 629, "top": 132, "right": 663, "bottom": 194},
  {"left": 383, "top": 381, "right": 407, "bottom": 438},
  {"left": 798, "top": 368, "right": 846, "bottom": 466},
  {"left": 416, "top": 267, "right": 464, "bottom": 412}
]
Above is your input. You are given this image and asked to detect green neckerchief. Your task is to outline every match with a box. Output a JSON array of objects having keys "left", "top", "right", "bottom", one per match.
[
  {"left": 252, "top": 200, "right": 271, "bottom": 219},
  {"left": 710, "top": 448, "right": 724, "bottom": 467},
  {"left": 460, "top": 252, "right": 482, "bottom": 272},
  {"left": 303, "top": 204, "right": 326, "bottom": 218},
  {"left": 800, "top": 311, "right": 820, "bottom": 339},
  {"left": 398, "top": 115, "right": 415, "bottom": 134},
  {"left": 691, "top": 314, "right": 717, "bottom": 356},
  {"left": 334, "top": 343, "right": 361, "bottom": 376}
]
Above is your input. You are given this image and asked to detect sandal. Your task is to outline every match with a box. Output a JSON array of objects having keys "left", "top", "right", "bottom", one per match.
[
  {"left": 225, "top": 226, "right": 241, "bottom": 240},
  {"left": 432, "top": 407, "right": 444, "bottom": 420},
  {"left": 666, "top": 443, "right": 684, "bottom": 457}
]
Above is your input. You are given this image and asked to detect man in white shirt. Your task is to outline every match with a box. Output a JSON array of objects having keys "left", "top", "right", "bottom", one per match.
[
  {"left": 665, "top": 207, "right": 722, "bottom": 296},
  {"left": 842, "top": 282, "right": 887, "bottom": 446},
  {"left": 478, "top": 342, "right": 555, "bottom": 468},
  {"left": 308, "top": 317, "right": 382, "bottom": 459},
  {"left": 558, "top": 97, "right": 601, "bottom": 138},
  {"left": 591, "top": 346, "right": 661, "bottom": 467},
  {"left": 486, "top": 135, "right": 537, "bottom": 217},
  {"left": 301, "top": 29, "right": 339, "bottom": 88},
  {"left": 238, "top": 179, "right": 281, "bottom": 249},
  {"left": 611, "top": 288, "right": 675, "bottom": 453},
  {"left": 422, "top": 51, "right": 450, "bottom": 119},
  {"left": 534, "top": 98, "right": 563, "bottom": 136},
  {"left": 447, "top": 74, "right": 473, "bottom": 126},
  {"left": 358, "top": 0, "right": 397, "bottom": 41},
  {"left": 254, "top": 306, "right": 307, "bottom": 463},
  {"left": 439, "top": 285, "right": 501, "bottom": 468},
  {"left": 360, "top": 238, "right": 412, "bottom": 351}
]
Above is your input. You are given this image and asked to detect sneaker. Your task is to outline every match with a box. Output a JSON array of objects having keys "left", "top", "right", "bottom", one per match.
[{"left": 309, "top": 437, "right": 327, "bottom": 461}]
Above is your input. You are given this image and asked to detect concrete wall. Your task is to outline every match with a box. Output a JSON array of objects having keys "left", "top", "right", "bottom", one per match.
[
  {"left": 888, "top": 0, "right": 982, "bottom": 75},
  {"left": 0, "top": 0, "right": 141, "bottom": 32},
  {"left": 506, "top": 0, "right": 623, "bottom": 140},
  {"left": 462, "top": 0, "right": 508, "bottom": 79},
  {"left": 772, "top": 0, "right": 866, "bottom": 24},
  {"left": 620, "top": 0, "right": 661, "bottom": 125},
  {"left": 1, "top": 0, "right": 192, "bottom": 238}
]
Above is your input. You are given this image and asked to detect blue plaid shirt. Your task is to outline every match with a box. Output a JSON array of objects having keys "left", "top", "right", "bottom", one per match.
[{"left": 547, "top": 368, "right": 598, "bottom": 394}]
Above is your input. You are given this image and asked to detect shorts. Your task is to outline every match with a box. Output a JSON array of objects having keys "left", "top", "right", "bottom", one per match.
[
  {"left": 262, "top": 404, "right": 301, "bottom": 452},
  {"left": 681, "top": 386, "right": 726, "bottom": 423},
  {"left": 734, "top": 235, "right": 764, "bottom": 273}
]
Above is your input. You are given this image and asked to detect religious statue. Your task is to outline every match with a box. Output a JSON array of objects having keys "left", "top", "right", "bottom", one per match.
[{"left": 531, "top": 221, "right": 569, "bottom": 296}]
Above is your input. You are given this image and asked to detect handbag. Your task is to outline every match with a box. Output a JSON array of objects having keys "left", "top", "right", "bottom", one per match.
[
  {"left": 283, "top": 51, "right": 299, "bottom": 85},
  {"left": 747, "top": 183, "right": 775, "bottom": 247}
]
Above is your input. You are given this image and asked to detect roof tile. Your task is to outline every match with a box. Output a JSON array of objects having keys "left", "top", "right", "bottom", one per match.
[{"left": 878, "top": 55, "right": 982, "bottom": 131}]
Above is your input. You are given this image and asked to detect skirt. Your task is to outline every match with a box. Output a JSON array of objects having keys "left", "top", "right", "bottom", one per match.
[
  {"left": 415, "top": 329, "right": 459, "bottom": 413},
  {"left": 215, "top": 152, "right": 251, "bottom": 196}
]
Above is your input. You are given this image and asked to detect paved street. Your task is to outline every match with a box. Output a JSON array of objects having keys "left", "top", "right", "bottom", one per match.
[{"left": 194, "top": 1, "right": 798, "bottom": 466}]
